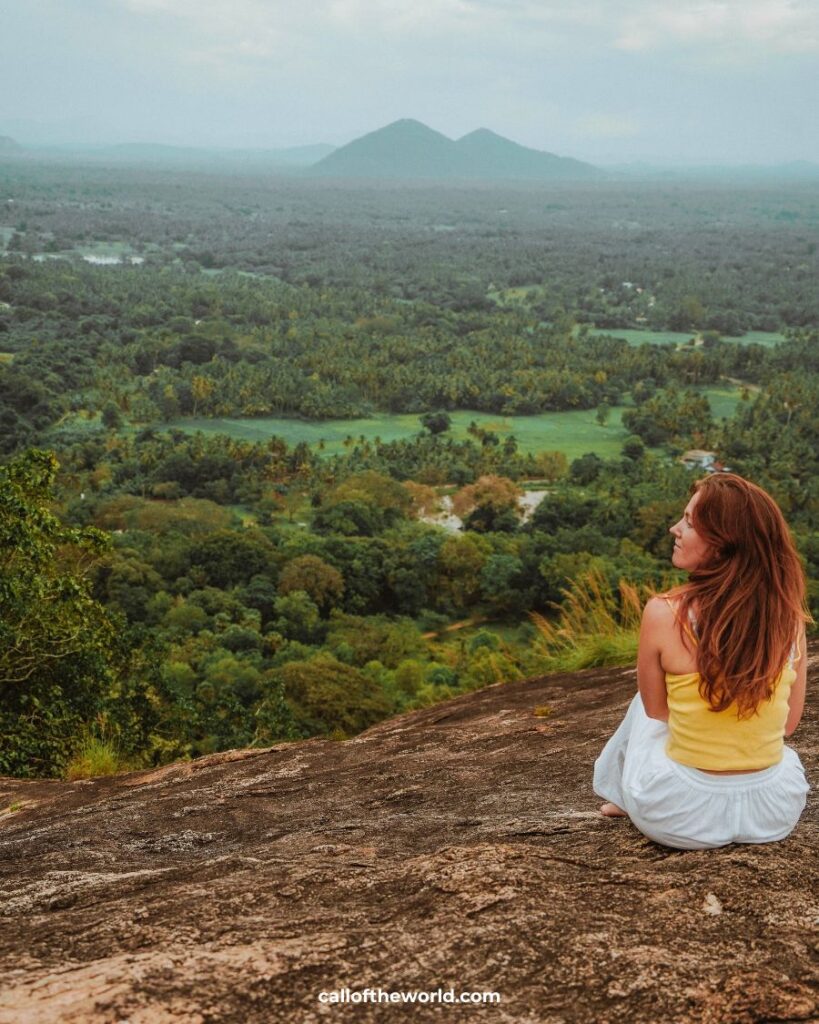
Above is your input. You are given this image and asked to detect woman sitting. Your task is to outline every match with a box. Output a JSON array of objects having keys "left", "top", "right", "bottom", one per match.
[{"left": 593, "top": 472, "right": 811, "bottom": 850}]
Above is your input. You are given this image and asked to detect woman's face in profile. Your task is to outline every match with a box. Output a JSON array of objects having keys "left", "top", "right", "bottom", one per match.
[{"left": 669, "top": 490, "right": 712, "bottom": 571}]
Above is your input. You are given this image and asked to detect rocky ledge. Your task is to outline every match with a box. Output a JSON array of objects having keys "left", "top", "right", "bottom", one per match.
[{"left": 0, "top": 647, "right": 817, "bottom": 1024}]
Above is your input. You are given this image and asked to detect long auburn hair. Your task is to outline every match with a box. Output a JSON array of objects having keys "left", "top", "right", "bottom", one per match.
[{"left": 667, "top": 473, "right": 811, "bottom": 719}]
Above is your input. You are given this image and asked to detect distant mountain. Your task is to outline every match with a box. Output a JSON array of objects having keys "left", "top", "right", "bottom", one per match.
[
  {"left": 0, "top": 136, "right": 23, "bottom": 156},
  {"left": 310, "top": 119, "right": 599, "bottom": 181},
  {"left": 454, "top": 127, "right": 597, "bottom": 181},
  {"left": 28, "top": 142, "right": 336, "bottom": 169},
  {"left": 310, "top": 120, "right": 460, "bottom": 178}
]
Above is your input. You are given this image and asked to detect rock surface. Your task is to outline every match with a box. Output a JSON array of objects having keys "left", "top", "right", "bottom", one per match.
[{"left": 1, "top": 647, "right": 817, "bottom": 1024}]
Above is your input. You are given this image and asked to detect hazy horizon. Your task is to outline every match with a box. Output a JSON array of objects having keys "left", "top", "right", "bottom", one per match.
[
  {"left": 2, "top": 0, "right": 818, "bottom": 165},
  {"left": 7, "top": 123, "right": 819, "bottom": 171}
]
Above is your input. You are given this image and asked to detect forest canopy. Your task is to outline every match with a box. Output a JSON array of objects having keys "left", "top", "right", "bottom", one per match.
[{"left": 1, "top": 161, "right": 817, "bottom": 778}]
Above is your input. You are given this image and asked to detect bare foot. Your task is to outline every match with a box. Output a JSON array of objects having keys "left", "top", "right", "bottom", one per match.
[{"left": 600, "top": 802, "right": 628, "bottom": 817}]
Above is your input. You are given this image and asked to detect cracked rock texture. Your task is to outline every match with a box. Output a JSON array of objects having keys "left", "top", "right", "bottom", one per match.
[{"left": 1, "top": 648, "right": 817, "bottom": 1024}]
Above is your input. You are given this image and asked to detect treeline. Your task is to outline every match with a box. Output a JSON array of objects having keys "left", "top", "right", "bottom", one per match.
[
  {"left": 1, "top": 162, "right": 816, "bottom": 328},
  {"left": 2, "top": 258, "right": 817, "bottom": 454}
]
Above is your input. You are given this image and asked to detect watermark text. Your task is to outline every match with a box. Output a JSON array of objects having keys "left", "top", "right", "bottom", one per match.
[{"left": 318, "top": 987, "right": 500, "bottom": 1006}]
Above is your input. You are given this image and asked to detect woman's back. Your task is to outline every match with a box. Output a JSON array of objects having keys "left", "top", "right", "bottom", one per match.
[
  {"left": 595, "top": 472, "right": 810, "bottom": 848},
  {"left": 655, "top": 593, "right": 801, "bottom": 774}
]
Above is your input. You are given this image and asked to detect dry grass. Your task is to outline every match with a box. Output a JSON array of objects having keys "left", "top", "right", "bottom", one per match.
[{"left": 529, "top": 568, "right": 656, "bottom": 671}]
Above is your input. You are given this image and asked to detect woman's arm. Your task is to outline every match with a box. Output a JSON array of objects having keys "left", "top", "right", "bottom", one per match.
[
  {"left": 637, "top": 596, "right": 671, "bottom": 722},
  {"left": 784, "top": 624, "right": 807, "bottom": 738}
]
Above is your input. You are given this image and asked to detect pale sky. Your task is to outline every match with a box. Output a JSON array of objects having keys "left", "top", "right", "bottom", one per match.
[{"left": 2, "top": 0, "right": 818, "bottom": 164}]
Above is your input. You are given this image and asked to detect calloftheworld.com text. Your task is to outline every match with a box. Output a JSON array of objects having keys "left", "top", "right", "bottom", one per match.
[{"left": 318, "top": 987, "right": 501, "bottom": 1006}]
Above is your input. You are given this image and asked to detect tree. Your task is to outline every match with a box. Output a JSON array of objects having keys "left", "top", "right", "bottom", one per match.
[
  {"left": 437, "top": 532, "right": 491, "bottom": 611},
  {"left": 187, "top": 529, "right": 276, "bottom": 588},
  {"left": 621, "top": 435, "right": 646, "bottom": 461},
  {"left": 278, "top": 554, "right": 344, "bottom": 612},
  {"left": 190, "top": 375, "right": 215, "bottom": 416},
  {"left": 329, "top": 470, "right": 413, "bottom": 521},
  {"left": 451, "top": 474, "right": 523, "bottom": 522},
  {"left": 326, "top": 612, "right": 424, "bottom": 668},
  {"left": 312, "top": 499, "right": 385, "bottom": 537},
  {"left": 0, "top": 449, "right": 121, "bottom": 777},
  {"left": 272, "top": 590, "right": 323, "bottom": 643},
  {"left": 534, "top": 450, "right": 568, "bottom": 483},
  {"left": 420, "top": 411, "right": 452, "bottom": 435},
  {"left": 569, "top": 453, "right": 603, "bottom": 485},
  {"left": 402, "top": 481, "right": 441, "bottom": 518},
  {"left": 479, "top": 554, "right": 526, "bottom": 613},
  {"left": 101, "top": 401, "right": 123, "bottom": 430},
  {"left": 276, "top": 653, "right": 396, "bottom": 738}
]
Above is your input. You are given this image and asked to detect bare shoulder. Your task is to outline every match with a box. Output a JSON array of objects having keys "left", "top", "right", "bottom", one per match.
[
  {"left": 638, "top": 596, "right": 678, "bottom": 655},
  {"left": 641, "top": 594, "right": 676, "bottom": 627}
]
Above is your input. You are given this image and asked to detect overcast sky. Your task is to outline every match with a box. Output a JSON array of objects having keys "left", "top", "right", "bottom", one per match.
[{"left": 2, "top": 0, "right": 817, "bottom": 164}]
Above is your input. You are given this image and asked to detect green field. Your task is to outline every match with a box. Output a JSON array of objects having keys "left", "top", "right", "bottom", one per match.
[
  {"left": 590, "top": 328, "right": 787, "bottom": 348},
  {"left": 169, "top": 408, "right": 632, "bottom": 459},
  {"left": 168, "top": 387, "right": 742, "bottom": 460},
  {"left": 706, "top": 385, "right": 748, "bottom": 419}
]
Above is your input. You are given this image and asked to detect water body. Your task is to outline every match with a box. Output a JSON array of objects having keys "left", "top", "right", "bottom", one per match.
[
  {"left": 82, "top": 254, "right": 144, "bottom": 265},
  {"left": 29, "top": 253, "right": 145, "bottom": 265}
]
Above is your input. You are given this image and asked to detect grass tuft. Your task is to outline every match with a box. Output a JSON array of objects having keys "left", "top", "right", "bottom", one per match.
[
  {"left": 529, "top": 568, "right": 655, "bottom": 672},
  {"left": 65, "top": 737, "right": 129, "bottom": 781}
]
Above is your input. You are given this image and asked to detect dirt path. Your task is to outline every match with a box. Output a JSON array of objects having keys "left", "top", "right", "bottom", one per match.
[{"left": 421, "top": 616, "right": 487, "bottom": 640}]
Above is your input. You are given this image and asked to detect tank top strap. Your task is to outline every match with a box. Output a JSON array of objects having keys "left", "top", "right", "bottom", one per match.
[{"left": 663, "top": 595, "right": 699, "bottom": 646}]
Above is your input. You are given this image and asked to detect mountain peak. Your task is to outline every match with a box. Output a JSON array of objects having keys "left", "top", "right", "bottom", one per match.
[
  {"left": 360, "top": 119, "right": 453, "bottom": 145},
  {"left": 310, "top": 119, "right": 599, "bottom": 181},
  {"left": 457, "top": 127, "right": 508, "bottom": 144},
  {"left": 383, "top": 118, "right": 438, "bottom": 132}
]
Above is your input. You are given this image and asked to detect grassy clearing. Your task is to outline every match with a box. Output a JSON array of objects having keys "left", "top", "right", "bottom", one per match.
[
  {"left": 704, "top": 386, "right": 747, "bottom": 420},
  {"left": 488, "top": 283, "right": 545, "bottom": 305},
  {"left": 167, "top": 386, "right": 743, "bottom": 461},
  {"left": 591, "top": 328, "right": 786, "bottom": 348},
  {"left": 168, "top": 407, "right": 636, "bottom": 460}
]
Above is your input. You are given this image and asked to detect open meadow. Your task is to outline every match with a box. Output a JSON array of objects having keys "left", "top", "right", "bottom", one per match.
[{"left": 166, "top": 384, "right": 744, "bottom": 459}]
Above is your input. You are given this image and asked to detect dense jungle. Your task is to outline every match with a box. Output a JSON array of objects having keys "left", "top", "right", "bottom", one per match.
[{"left": 1, "top": 160, "right": 818, "bottom": 778}]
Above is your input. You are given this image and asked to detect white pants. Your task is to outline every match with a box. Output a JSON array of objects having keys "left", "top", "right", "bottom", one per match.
[{"left": 593, "top": 692, "right": 810, "bottom": 850}]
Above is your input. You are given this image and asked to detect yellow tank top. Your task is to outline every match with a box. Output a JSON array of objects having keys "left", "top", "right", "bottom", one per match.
[{"left": 663, "top": 602, "right": 797, "bottom": 771}]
